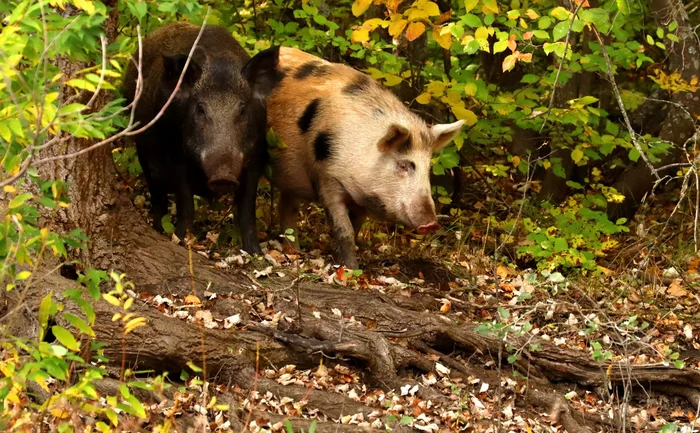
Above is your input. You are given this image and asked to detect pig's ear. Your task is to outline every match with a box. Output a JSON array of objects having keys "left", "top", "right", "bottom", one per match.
[
  {"left": 377, "top": 124, "right": 410, "bottom": 153},
  {"left": 162, "top": 53, "right": 203, "bottom": 94},
  {"left": 430, "top": 120, "right": 465, "bottom": 153},
  {"left": 242, "top": 46, "right": 281, "bottom": 99}
]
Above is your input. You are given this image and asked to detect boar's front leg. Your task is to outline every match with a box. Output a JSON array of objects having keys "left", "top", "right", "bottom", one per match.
[
  {"left": 174, "top": 171, "right": 195, "bottom": 240},
  {"left": 318, "top": 180, "right": 358, "bottom": 269},
  {"left": 236, "top": 150, "right": 264, "bottom": 255}
]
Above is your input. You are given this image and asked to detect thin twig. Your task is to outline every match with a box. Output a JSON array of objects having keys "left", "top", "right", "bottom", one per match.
[
  {"left": 539, "top": 0, "right": 585, "bottom": 133},
  {"left": 591, "top": 26, "right": 660, "bottom": 181}
]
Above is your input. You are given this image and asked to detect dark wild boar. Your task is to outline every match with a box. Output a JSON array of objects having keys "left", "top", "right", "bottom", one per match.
[
  {"left": 246, "top": 47, "right": 464, "bottom": 269},
  {"left": 123, "top": 22, "right": 279, "bottom": 253}
]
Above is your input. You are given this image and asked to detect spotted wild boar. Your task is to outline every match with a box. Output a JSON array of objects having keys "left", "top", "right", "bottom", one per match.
[
  {"left": 123, "top": 22, "right": 280, "bottom": 253},
  {"left": 246, "top": 47, "right": 464, "bottom": 268}
]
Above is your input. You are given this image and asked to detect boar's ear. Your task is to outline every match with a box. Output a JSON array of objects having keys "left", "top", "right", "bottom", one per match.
[
  {"left": 242, "top": 46, "right": 281, "bottom": 99},
  {"left": 378, "top": 124, "right": 410, "bottom": 153},
  {"left": 430, "top": 120, "right": 465, "bottom": 153},
  {"left": 162, "top": 52, "right": 203, "bottom": 94}
]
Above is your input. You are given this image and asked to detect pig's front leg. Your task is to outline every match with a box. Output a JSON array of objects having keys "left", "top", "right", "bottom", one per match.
[
  {"left": 318, "top": 179, "right": 358, "bottom": 269},
  {"left": 236, "top": 152, "right": 263, "bottom": 255},
  {"left": 174, "top": 173, "right": 195, "bottom": 240}
]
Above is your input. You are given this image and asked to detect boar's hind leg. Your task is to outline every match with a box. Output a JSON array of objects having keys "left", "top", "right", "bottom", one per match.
[
  {"left": 174, "top": 174, "right": 195, "bottom": 239},
  {"left": 279, "top": 192, "right": 301, "bottom": 252},
  {"left": 137, "top": 146, "right": 168, "bottom": 233},
  {"left": 318, "top": 181, "right": 359, "bottom": 270},
  {"left": 236, "top": 153, "right": 264, "bottom": 255}
]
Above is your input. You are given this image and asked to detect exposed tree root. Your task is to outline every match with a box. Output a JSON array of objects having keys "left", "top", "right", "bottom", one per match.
[{"left": 4, "top": 222, "right": 699, "bottom": 431}]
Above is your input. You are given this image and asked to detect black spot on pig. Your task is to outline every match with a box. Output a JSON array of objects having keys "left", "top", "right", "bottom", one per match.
[
  {"left": 342, "top": 75, "right": 373, "bottom": 96},
  {"left": 294, "top": 61, "right": 331, "bottom": 79},
  {"left": 298, "top": 98, "right": 320, "bottom": 133},
  {"left": 314, "top": 132, "right": 333, "bottom": 161}
]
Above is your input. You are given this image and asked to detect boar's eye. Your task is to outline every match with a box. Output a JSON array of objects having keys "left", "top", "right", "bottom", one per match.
[
  {"left": 397, "top": 160, "right": 416, "bottom": 174},
  {"left": 195, "top": 103, "right": 207, "bottom": 118},
  {"left": 237, "top": 103, "right": 247, "bottom": 117}
]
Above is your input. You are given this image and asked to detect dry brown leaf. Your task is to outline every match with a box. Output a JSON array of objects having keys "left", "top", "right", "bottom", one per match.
[
  {"left": 667, "top": 279, "right": 687, "bottom": 298},
  {"left": 184, "top": 294, "right": 201, "bottom": 305}
]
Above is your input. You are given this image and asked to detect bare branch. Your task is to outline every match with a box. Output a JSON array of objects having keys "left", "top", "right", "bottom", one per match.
[{"left": 591, "top": 27, "right": 661, "bottom": 182}]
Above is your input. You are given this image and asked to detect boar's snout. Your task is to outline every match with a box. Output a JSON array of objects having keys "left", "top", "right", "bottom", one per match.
[
  {"left": 208, "top": 177, "right": 239, "bottom": 193},
  {"left": 416, "top": 221, "right": 440, "bottom": 235},
  {"left": 203, "top": 152, "right": 244, "bottom": 194}
]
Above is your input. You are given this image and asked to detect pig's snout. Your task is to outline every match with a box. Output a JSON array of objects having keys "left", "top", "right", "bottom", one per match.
[
  {"left": 208, "top": 177, "right": 239, "bottom": 193},
  {"left": 203, "top": 151, "right": 244, "bottom": 194},
  {"left": 416, "top": 221, "right": 440, "bottom": 235}
]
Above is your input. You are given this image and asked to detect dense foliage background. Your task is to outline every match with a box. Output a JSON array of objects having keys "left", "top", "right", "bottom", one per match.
[{"left": 1, "top": 0, "right": 699, "bottom": 431}]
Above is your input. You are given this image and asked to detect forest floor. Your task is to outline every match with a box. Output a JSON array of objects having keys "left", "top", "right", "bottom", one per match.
[{"left": 109, "top": 166, "right": 700, "bottom": 432}]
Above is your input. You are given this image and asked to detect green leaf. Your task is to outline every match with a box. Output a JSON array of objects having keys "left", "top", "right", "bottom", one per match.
[
  {"left": 656, "top": 28, "right": 664, "bottom": 39},
  {"left": 668, "top": 21, "right": 678, "bottom": 32},
  {"left": 64, "top": 313, "right": 96, "bottom": 337},
  {"left": 493, "top": 39, "right": 509, "bottom": 53},
  {"left": 552, "top": 21, "right": 569, "bottom": 41},
  {"left": 615, "top": 0, "right": 629, "bottom": 14},
  {"left": 521, "top": 74, "right": 540, "bottom": 84},
  {"left": 52, "top": 326, "right": 80, "bottom": 351},
  {"left": 628, "top": 148, "right": 640, "bottom": 162},
  {"left": 538, "top": 16, "right": 551, "bottom": 29},
  {"left": 38, "top": 292, "right": 56, "bottom": 337},
  {"left": 9, "top": 193, "right": 32, "bottom": 209},
  {"left": 646, "top": 34, "right": 654, "bottom": 45},
  {"left": 463, "top": 13, "right": 481, "bottom": 28},
  {"left": 532, "top": 30, "right": 549, "bottom": 40}
]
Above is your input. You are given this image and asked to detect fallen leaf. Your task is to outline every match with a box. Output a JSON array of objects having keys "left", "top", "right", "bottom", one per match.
[
  {"left": 667, "top": 279, "right": 687, "bottom": 297},
  {"left": 185, "top": 294, "right": 201, "bottom": 305}
]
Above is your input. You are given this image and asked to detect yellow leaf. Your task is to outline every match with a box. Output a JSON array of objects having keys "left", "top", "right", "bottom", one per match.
[
  {"left": 389, "top": 16, "right": 408, "bottom": 37},
  {"left": 406, "top": 22, "right": 426, "bottom": 41},
  {"left": 50, "top": 407, "right": 71, "bottom": 419},
  {"left": 475, "top": 26, "right": 489, "bottom": 40},
  {"left": 525, "top": 9, "right": 540, "bottom": 19},
  {"left": 3, "top": 185, "right": 17, "bottom": 193},
  {"left": 502, "top": 53, "right": 517, "bottom": 72},
  {"left": 384, "top": 74, "right": 403, "bottom": 86},
  {"left": 103, "top": 294, "right": 121, "bottom": 307},
  {"left": 481, "top": 0, "right": 499, "bottom": 14},
  {"left": 451, "top": 104, "right": 478, "bottom": 126},
  {"left": 423, "top": 1, "right": 441, "bottom": 16},
  {"left": 465, "top": 0, "right": 478, "bottom": 12},
  {"left": 364, "top": 18, "right": 388, "bottom": 30},
  {"left": 432, "top": 26, "right": 452, "bottom": 49},
  {"left": 571, "top": 147, "right": 584, "bottom": 164},
  {"left": 416, "top": 92, "right": 432, "bottom": 104},
  {"left": 512, "top": 155, "right": 521, "bottom": 167},
  {"left": 543, "top": 160, "right": 551, "bottom": 169},
  {"left": 352, "top": 0, "right": 372, "bottom": 17},
  {"left": 351, "top": 29, "right": 370, "bottom": 43},
  {"left": 496, "top": 264, "right": 509, "bottom": 279},
  {"left": 185, "top": 294, "right": 201, "bottom": 305},
  {"left": 72, "top": 0, "right": 96, "bottom": 15},
  {"left": 464, "top": 82, "right": 477, "bottom": 96},
  {"left": 125, "top": 317, "right": 147, "bottom": 334}
]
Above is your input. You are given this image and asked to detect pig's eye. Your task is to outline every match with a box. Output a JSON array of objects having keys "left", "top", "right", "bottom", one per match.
[
  {"left": 237, "top": 103, "right": 247, "bottom": 117},
  {"left": 397, "top": 160, "right": 416, "bottom": 174},
  {"left": 195, "top": 103, "right": 207, "bottom": 118}
]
